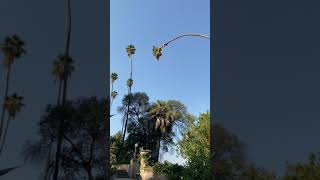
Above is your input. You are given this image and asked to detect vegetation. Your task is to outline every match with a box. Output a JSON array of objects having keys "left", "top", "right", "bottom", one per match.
[{"left": 23, "top": 97, "right": 107, "bottom": 180}]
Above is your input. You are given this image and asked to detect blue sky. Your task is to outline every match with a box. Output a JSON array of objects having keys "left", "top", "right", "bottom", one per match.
[{"left": 110, "top": 0, "right": 210, "bottom": 164}]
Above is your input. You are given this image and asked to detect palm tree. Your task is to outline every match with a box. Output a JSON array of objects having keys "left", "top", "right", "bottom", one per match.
[
  {"left": 152, "top": 34, "right": 210, "bottom": 61},
  {"left": 0, "top": 93, "right": 24, "bottom": 155},
  {"left": 52, "top": 0, "right": 73, "bottom": 179},
  {"left": 147, "top": 100, "right": 187, "bottom": 162},
  {"left": 52, "top": 54, "right": 74, "bottom": 105},
  {"left": 0, "top": 35, "right": 26, "bottom": 144},
  {"left": 121, "top": 45, "right": 135, "bottom": 153},
  {"left": 110, "top": 72, "right": 118, "bottom": 109}
]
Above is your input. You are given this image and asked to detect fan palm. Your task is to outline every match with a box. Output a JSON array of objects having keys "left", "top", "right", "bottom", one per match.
[
  {"left": 111, "top": 72, "right": 118, "bottom": 83},
  {"left": 147, "top": 100, "right": 187, "bottom": 162},
  {"left": 0, "top": 93, "right": 24, "bottom": 155},
  {"left": 0, "top": 35, "right": 25, "bottom": 144},
  {"left": 52, "top": 54, "right": 74, "bottom": 105}
]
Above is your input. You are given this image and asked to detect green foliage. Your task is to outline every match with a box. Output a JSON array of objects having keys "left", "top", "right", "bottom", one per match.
[
  {"left": 153, "top": 161, "right": 184, "bottom": 180},
  {"left": 178, "top": 112, "right": 210, "bottom": 180},
  {"left": 283, "top": 153, "right": 320, "bottom": 180},
  {"left": 23, "top": 97, "right": 107, "bottom": 179},
  {"left": 240, "top": 164, "right": 276, "bottom": 180}
]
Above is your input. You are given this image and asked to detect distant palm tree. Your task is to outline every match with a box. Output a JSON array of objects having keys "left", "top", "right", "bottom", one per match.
[
  {"left": 0, "top": 35, "right": 25, "bottom": 144},
  {"left": 0, "top": 93, "right": 24, "bottom": 155},
  {"left": 110, "top": 72, "right": 118, "bottom": 108},
  {"left": 147, "top": 100, "right": 187, "bottom": 162}
]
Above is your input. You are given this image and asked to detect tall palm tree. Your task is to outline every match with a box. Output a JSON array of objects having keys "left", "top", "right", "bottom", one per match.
[
  {"left": 52, "top": 0, "right": 73, "bottom": 179},
  {"left": 0, "top": 35, "right": 25, "bottom": 143},
  {"left": 0, "top": 93, "right": 24, "bottom": 155},
  {"left": 121, "top": 45, "right": 135, "bottom": 151},
  {"left": 147, "top": 100, "right": 186, "bottom": 162}
]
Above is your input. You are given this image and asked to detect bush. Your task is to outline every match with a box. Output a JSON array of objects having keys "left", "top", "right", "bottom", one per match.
[{"left": 153, "top": 161, "right": 185, "bottom": 180}]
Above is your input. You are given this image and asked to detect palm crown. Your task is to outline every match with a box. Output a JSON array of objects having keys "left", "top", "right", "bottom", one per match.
[
  {"left": 111, "top": 72, "right": 118, "bottom": 83},
  {"left": 148, "top": 100, "right": 186, "bottom": 134},
  {"left": 0, "top": 35, "right": 26, "bottom": 66},
  {"left": 52, "top": 54, "right": 75, "bottom": 81},
  {"left": 4, "top": 93, "right": 24, "bottom": 118},
  {"left": 126, "top": 44, "right": 136, "bottom": 58}
]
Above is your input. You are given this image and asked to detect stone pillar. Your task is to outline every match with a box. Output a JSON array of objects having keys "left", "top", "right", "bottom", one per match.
[
  {"left": 129, "top": 158, "right": 139, "bottom": 178},
  {"left": 140, "top": 150, "right": 154, "bottom": 180}
]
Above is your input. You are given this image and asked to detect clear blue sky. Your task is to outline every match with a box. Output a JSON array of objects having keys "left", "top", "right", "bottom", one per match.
[{"left": 111, "top": 0, "right": 210, "bottom": 164}]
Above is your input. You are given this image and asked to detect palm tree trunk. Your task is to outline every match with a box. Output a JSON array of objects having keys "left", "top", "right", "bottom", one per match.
[
  {"left": 0, "top": 116, "right": 11, "bottom": 155},
  {"left": 0, "top": 65, "right": 11, "bottom": 140},
  {"left": 86, "top": 168, "right": 94, "bottom": 180},
  {"left": 44, "top": 137, "right": 54, "bottom": 180},
  {"left": 121, "top": 57, "right": 133, "bottom": 155},
  {"left": 155, "top": 136, "right": 161, "bottom": 163},
  {"left": 57, "top": 80, "right": 62, "bottom": 105},
  {"left": 52, "top": 78, "right": 68, "bottom": 180}
]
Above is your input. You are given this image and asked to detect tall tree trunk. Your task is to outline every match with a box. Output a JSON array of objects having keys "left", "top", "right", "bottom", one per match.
[
  {"left": 155, "top": 136, "right": 161, "bottom": 163},
  {"left": 52, "top": 78, "right": 68, "bottom": 180},
  {"left": 120, "top": 58, "right": 133, "bottom": 157},
  {"left": 0, "top": 65, "right": 11, "bottom": 140},
  {"left": 52, "top": 0, "right": 72, "bottom": 179},
  {"left": 0, "top": 115, "right": 11, "bottom": 155},
  {"left": 86, "top": 168, "right": 94, "bottom": 180},
  {"left": 44, "top": 137, "right": 54, "bottom": 180},
  {"left": 57, "top": 80, "right": 62, "bottom": 105}
]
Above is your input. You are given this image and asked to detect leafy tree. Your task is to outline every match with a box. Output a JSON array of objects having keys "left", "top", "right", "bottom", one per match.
[
  {"left": 153, "top": 161, "right": 184, "bottom": 180},
  {"left": 147, "top": 100, "right": 187, "bottom": 162},
  {"left": 239, "top": 164, "right": 276, "bottom": 180},
  {"left": 283, "top": 153, "right": 320, "bottom": 180},
  {"left": 178, "top": 112, "right": 210, "bottom": 180},
  {"left": 178, "top": 112, "right": 247, "bottom": 180},
  {"left": 23, "top": 97, "right": 107, "bottom": 180}
]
